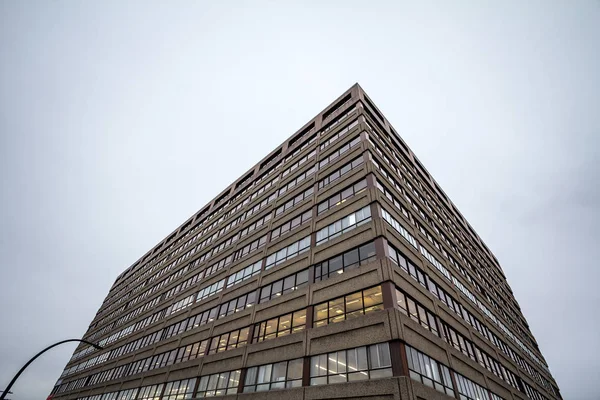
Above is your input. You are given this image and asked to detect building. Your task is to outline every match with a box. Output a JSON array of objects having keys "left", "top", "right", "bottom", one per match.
[{"left": 50, "top": 84, "right": 561, "bottom": 400}]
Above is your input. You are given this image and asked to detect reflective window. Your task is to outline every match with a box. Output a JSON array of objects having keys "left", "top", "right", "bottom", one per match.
[
  {"left": 271, "top": 210, "right": 312, "bottom": 240},
  {"left": 265, "top": 236, "right": 311, "bottom": 270},
  {"left": 243, "top": 358, "right": 303, "bottom": 392},
  {"left": 253, "top": 309, "right": 307, "bottom": 342},
  {"left": 406, "top": 345, "right": 454, "bottom": 397},
  {"left": 207, "top": 327, "right": 250, "bottom": 354},
  {"left": 318, "top": 135, "right": 361, "bottom": 169},
  {"left": 162, "top": 378, "right": 196, "bottom": 400},
  {"left": 317, "top": 178, "right": 367, "bottom": 215},
  {"left": 395, "top": 288, "right": 439, "bottom": 337},
  {"left": 137, "top": 384, "right": 164, "bottom": 400},
  {"left": 259, "top": 269, "right": 309, "bottom": 303},
  {"left": 197, "top": 370, "right": 241, "bottom": 397},
  {"left": 226, "top": 260, "right": 262, "bottom": 288},
  {"left": 318, "top": 155, "right": 364, "bottom": 189},
  {"left": 316, "top": 205, "right": 371, "bottom": 245},
  {"left": 310, "top": 342, "right": 391, "bottom": 385},
  {"left": 314, "top": 286, "right": 383, "bottom": 327},
  {"left": 314, "top": 242, "right": 376, "bottom": 282}
]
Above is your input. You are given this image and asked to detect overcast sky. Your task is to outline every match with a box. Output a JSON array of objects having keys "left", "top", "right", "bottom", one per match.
[{"left": 1, "top": 1, "right": 598, "bottom": 399}]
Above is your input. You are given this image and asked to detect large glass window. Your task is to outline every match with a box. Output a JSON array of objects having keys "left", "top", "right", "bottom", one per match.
[
  {"left": 243, "top": 358, "right": 303, "bottom": 392},
  {"left": 271, "top": 210, "right": 312, "bottom": 240},
  {"left": 406, "top": 345, "right": 454, "bottom": 397},
  {"left": 265, "top": 236, "right": 311, "bottom": 270},
  {"left": 318, "top": 135, "right": 361, "bottom": 169},
  {"left": 317, "top": 178, "right": 367, "bottom": 215},
  {"left": 275, "top": 187, "right": 314, "bottom": 216},
  {"left": 137, "top": 385, "right": 164, "bottom": 400},
  {"left": 316, "top": 205, "right": 371, "bottom": 245},
  {"left": 207, "top": 327, "right": 250, "bottom": 354},
  {"left": 395, "top": 288, "right": 439, "bottom": 337},
  {"left": 310, "top": 343, "right": 391, "bottom": 385},
  {"left": 115, "top": 388, "right": 138, "bottom": 400},
  {"left": 259, "top": 269, "right": 309, "bottom": 303},
  {"left": 174, "top": 339, "right": 208, "bottom": 363},
  {"left": 314, "top": 286, "right": 383, "bottom": 327},
  {"left": 253, "top": 309, "right": 307, "bottom": 342},
  {"left": 318, "top": 155, "right": 364, "bottom": 189},
  {"left": 454, "top": 372, "right": 494, "bottom": 400},
  {"left": 314, "top": 242, "right": 376, "bottom": 282},
  {"left": 162, "top": 378, "right": 197, "bottom": 400},
  {"left": 226, "top": 260, "right": 262, "bottom": 288},
  {"left": 197, "top": 370, "right": 241, "bottom": 397},
  {"left": 320, "top": 119, "right": 358, "bottom": 149}
]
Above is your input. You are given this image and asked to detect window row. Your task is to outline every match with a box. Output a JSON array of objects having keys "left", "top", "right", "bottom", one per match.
[
  {"left": 278, "top": 165, "right": 317, "bottom": 196},
  {"left": 270, "top": 209, "right": 312, "bottom": 240},
  {"left": 275, "top": 186, "right": 314, "bottom": 216},
  {"left": 314, "top": 285, "right": 383, "bottom": 327},
  {"left": 253, "top": 309, "right": 307, "bottom": 342},
  {"left": 310, "top": 342, "right": 392, "bottom": 385},
  {"left": 281, "top": 149, "right": 316, "bottom": 178},
  {"left": 406, "top": 345, "right": 454, "bottom": 396},
  {"left": 318, "top": 155, "right": 365, "bottom": 189},
  {"left": 226, "top": 260, "right": 262, "bottom": 288},
  {"left": 318, "top": 135, "right": 361, "bottom": 169},
  {"left": 315, "top": 205, "right": 371, "bottom": 245},
  {"left": 317, "top": 178, "right": 367, "bottom": 215},
  {"left": 313, "top": 241, "right": 376, "bottom": 282},
  {"left": 265, "top": 235, "right": 311, "bottom": 270}
]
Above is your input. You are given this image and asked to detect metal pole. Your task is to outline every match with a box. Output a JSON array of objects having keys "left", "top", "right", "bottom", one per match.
[{"left": 0, "top": 339, "right": 103, "bottom": 400}]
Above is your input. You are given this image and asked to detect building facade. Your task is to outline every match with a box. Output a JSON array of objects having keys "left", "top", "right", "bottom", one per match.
[{"left": 50, "top": 84, "right": 561, "bottom": 400}]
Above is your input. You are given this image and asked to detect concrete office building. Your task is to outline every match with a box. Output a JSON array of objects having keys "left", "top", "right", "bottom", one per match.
[{"left": 50, "top": 84, "right": 561, "bottom": 400}]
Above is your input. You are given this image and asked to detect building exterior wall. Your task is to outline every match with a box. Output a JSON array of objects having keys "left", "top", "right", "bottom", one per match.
[{"left": 50, "top": 84, "right": 561, "bottom": 400}]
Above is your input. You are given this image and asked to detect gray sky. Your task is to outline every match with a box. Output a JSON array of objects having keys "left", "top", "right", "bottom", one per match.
[{"left": 1, "top": 1, "right": 598, "bottom": 399}]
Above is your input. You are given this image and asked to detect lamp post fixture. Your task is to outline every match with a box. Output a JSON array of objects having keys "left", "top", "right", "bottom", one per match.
[{"left": 0, "top": 339, "right": 103, "bottom": 400}]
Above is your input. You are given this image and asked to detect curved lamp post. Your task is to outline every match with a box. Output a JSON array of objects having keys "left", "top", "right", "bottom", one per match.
[{"left": 0, "top": 339, "right": 103, "bottom": 400}]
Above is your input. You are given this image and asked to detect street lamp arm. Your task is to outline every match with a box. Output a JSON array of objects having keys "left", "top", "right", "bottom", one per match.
[{"left": 0, "top": 339, "right": 103, "bottom": 400}]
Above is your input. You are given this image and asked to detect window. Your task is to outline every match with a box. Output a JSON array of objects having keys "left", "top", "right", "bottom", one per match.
[
  {"left": 282, "top": 149, "right": 316, "bottom": 178},
  {"left": 166, "top": 294, "right": 195, "bottom": 316},
  {"left": 315, "top": 205, "right": 371, "bottom": 245},
  {"left": 275, "top": 187, "right": 314, "bottom": 216},
  {"left": 395, "top": 287, "right": 439, "bottom": 337},
  {"left": 259, "top": 269, "right": 309, "bottom": 303},
  {"left": 317, "top": 178, "right": 367, "bottom": 215},
  {"left": 197, "top": 370, "right": 241, "bottom": 397},
  {"left": 226, "top": 260, "right": 262, "bottom": 288},
  {"left": 313, "top": 286, "right": 383, "bottom": 327},
  {"left": 406, "top": 345, "right": 454, "bottom": 396},
  {"left": 278, "top": 165, "right": 317, "bottom": 196},
  {"left": 313, "top": 242, "right": 376, "bottom": 282},
  {"left": 115, "top": 389, "right": 138, "bottom": 400},
  {"left": 243, "top": 358, "right": 303, "bottom": 392},
  {"left": 239, "top": 213, "right": 271, "bottom": 239},
  {"left": 253, "top": 309, "right": 307, "bottom": 342},
  {"left": 234, "top": 234, "right": 268, "bottom": 260},
  {"left": 174, "top": 339, "right": 208, "bottom": 363},
  {"left": 455, "top": 373, "right": 495, "bottom": 400},
  {"left": 381, "top": 208, "right": 418, "bottom": 249},
  {"left": 318, "top": 136, "right": 361, "bottom": 169},
  {"left": 217, "top": 291, "right": 257, "bottom": 318},
  {"left": 264, "top": 236, "right": 311, "bottom": 270},
  {"left": 387, "top": 243, "right": 428, "bottom": 288},
  {"left": 162, "top": 378, "right": 197, "bottom": 400},
  {"left": 271, "top": 210, "right": 312, "bottom": 240},
  {"left": 320, "top": 118, "right": 358, "bottom": 148},
  {"left": 310, "top": 343, "right": 391, "bottom": 385},
  {"left": 207, "top": 327, "right": 250, "bottom": 354},
  {"left": 318, "top": 155, "right": 364, "bottom": 189},
  {"left": 196, "top": 278, "right": 225, "bottom": 301}
]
